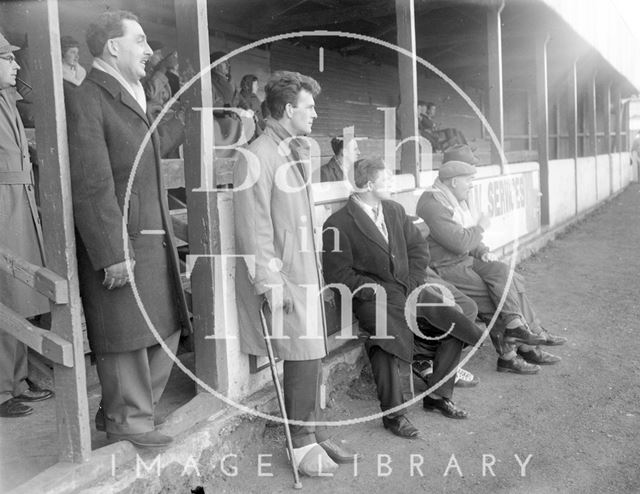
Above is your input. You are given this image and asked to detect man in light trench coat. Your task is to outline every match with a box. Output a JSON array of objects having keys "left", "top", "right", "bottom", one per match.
[
  {"left": 234, "top": 71, "right": 356, "bottom": 477},
  {"left": 0, "top": 32, "right": 54, "bottom": 418}
]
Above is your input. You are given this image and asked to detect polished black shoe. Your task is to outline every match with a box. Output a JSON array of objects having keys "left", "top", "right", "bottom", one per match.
[
  {"left": 382, "top": 415, "right": 419, "bottom": 439},
  {"left": 518, "top": 348, "right": 561, "bottom": 365},
  {"left": 0, "top": 398, "right": 33, "bottom": 417},
  {"left": 497, "top": 355, "right": 540, "bottom": 374},
  {"left": 504, "top": 325, "right": 546, "bottom": 346},
  {"left": 96, "top": 404, "right": 164, "bottom": 432},
  {"left": 423, "top": 396, "right": 468, "bottom": 419},
  {"left": 539, "top": 328, "right": 568, "bottom": 346},
  {"left": 319, "top": 438, "right": 358, "bottom": 463}
]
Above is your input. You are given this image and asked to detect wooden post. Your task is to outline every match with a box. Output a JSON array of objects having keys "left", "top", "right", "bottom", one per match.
[
  {"left": 568, "top": 59, "right": 579, "bottom": 214},
  {"left": 554, "top": 94, "right": 561, "bottom": 159},
  {"left": 395, "top": 0, "right": 419, "bottom": 177},
  {"left": 175, "top": 0, "right": 221, "bottom": 392},
  {"left": 527, "top": 91, "right": 533, "bottom": 151},
  {"left": 535, "top": 29, "right": 550, "bottom": 226},
  {"left": 487, "top": 1, "right": 505, "bottom": 169},
  {"left": 29, "top": 0, "right": 90, "bottom": 462}
]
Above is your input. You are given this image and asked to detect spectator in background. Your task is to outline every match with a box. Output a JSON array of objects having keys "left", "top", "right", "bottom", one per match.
[
  {"left": 320, "top": 134, "right": 361, "bottom": 183},
  {"left": 61, "top": 35, "right": 86, "bottom": 87},
  {"left": 209, "top": 50, "right": 235, "bottom": 107},
  {"left": 418, "top": 101, "right": 468, "bottom": 152},
  {"left": 0, "top": 31, "right": 53, "bottom": 418},
  {"left": 236, "top": 74, "right": 264, "bottom": 139}
]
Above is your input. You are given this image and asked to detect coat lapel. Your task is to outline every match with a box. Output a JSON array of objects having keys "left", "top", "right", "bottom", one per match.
[
  {"left": 346, "top": 197, "right": 390, "bottom": 254},
  {"left": 87, "top": 69, "right": 149, "bottom": 126}
]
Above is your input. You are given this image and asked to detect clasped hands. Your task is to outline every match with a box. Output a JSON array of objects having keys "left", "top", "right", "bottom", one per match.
[{"left": 103, "top": 260, "right": 135, "bottom": 290}]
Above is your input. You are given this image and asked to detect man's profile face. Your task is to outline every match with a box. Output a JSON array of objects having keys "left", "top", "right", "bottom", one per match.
[
  {"left": 290, "top": 89, "right": 317, "bottom": 135},
  {"left": 370, "top": 168, "right": 393, "bottom": 201},
  {"left": 418, "top": 104, "right": 427, "bottom": 115},
  {"left": 450, "top": 174, "right": 474, "bottom": 202},
  {"left": 344, "top": 139, "right": 361, "bottom": 164},
  {"left": 0, "top": 52, "right": 19, "bottom": 90},
  {"left": 426, "top": 105, "right": 436, "bottom": 118},
  {"left": 111, "top": 19, "right": 152, "bottom": 82},
  {"left": 62, "top": 47, "right": 80, "bottom": 67}
]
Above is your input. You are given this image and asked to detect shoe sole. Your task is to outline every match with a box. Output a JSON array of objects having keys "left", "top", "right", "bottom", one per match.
[
  {"left": 107, "top": 436, "right": 173, "bottom": 448},
  {"left": 540, "top": 340, "right": 567, "bottom": 346},
  {"left": 496, "top": 366, "right": 540, "bottom": 374},
  {"left": 423, "top": 405, "right": 468, "bottom": 419},
  {"left": 504, "top": 334, "right": 547, "bottom": 346},
  {"left": 383, "top": 423, "right": 419, "bottom": 439},
  {"left": 0, "top": 409, "right": 34, "bottom": 418},
  {"left": 454, "top": 380, "right": 479, "bottom": 388}
]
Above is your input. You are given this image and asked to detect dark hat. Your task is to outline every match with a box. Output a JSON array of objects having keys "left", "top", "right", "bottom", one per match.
[
  {"left": 439, "top": 145, "right": 479, "bottom": 179},
  {"left": 60, "top": 35, "right": 80, "bottom": 53},
  {"left": 0, "top": 32, "right": 20, "bottom": 54}
]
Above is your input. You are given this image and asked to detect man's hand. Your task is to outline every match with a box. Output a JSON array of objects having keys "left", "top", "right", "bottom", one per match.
[
  {"left": 477, "top": 212, "right": 491, "bottom": 231},
  {"left": 265, "top": 285, "right": 294, "bottom": 314},
  {"left": 103, "top": 260, "right": 135, "bottom": 290}
]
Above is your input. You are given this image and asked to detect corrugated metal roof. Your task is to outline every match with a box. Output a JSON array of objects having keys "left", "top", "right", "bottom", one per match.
[{"left": 542, "top": 0, "right": 640, "bottom": 91}]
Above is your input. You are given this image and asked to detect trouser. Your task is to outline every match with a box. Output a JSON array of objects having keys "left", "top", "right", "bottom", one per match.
[
  {"left": 0, "top": 332, "right": 29, "bottom": 405},
  {"left": 283, "top": 359, "right": 330, "bottom": 448},
  {"left": 435, "top": 256, "right": 542, "bottom": 357},
  {"left": 414, "top": 272, "right": 479, "bottom": 361},
  {"left": 95, "top": 330, "right": 180, "bottom": 435}
]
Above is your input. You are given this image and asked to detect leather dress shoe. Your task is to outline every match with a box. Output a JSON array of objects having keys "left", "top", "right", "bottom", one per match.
[
  {"left": 107, "top": 430, "right": 173, "bottom": 448},
  {"left": 96, "top": 404, "right": 164, "bottom": 432},
  {"left": 518, "top": 348, "right": 561, "bottom": 365},
  {"left": 504, "top": 325, "right": 546, "bottom": 346},
  {"left": 497, "top": 355, "right": 540, "bottom": 374},
  {"left": 319, "top": 438, "right": 358, "bottom": 463},
  {"left": 0, "top": 398, "right": 33, "bottom": 417},
  {"left": 15, "top": 379, "right": 54, "bottom": 402},
  {"left": 539, "top": 328, "right": 568, "bottom": 346},
  {"left": 382, "top": 415, "right": 419, "bottom": 439},
  {"left": 423, "top": 396, "right": 468, "bottom": 419}
]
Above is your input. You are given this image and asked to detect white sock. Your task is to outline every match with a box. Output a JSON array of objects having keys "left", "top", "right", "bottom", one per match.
[{"left": 292, "top": 443, "right": 318, "bottom": 466}]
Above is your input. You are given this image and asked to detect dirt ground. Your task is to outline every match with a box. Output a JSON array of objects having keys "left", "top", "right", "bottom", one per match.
[
  {"left": 3, "top": 186, "right": 640, "bottom": 494},
  {"left": 181, "top": 185, "right": 640, "bottom": 494}
]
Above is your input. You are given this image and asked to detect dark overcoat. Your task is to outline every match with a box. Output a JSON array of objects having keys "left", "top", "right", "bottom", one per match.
[
  {"left": 65, "top": 69, "right": 190, "bottom": 354},
  {"left": 322, "top": 198, "right": 429, "bottom": 362}
]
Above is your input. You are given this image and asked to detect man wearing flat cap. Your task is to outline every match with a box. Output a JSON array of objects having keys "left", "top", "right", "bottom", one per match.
[
  {"left": 0, "top": 32, "right": 54, "bottom": 418},
  {"left": 416, "top": 146, "right": 567, "bottom": 374}
]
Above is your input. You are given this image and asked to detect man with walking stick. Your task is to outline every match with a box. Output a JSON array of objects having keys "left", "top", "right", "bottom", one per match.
[{"left": 234, "top": 71, "right": 356, "bottom": 479}]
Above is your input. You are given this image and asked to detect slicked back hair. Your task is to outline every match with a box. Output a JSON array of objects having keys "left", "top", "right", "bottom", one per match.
[
  {"left": 265, "top": 71, "right": 321, "bottom": 120},
  {"left": 86, "top": 10, "right": 139, "bottom": 57},
  {"left": 353, "top": 157, "right": 386, "bottom": 189}
]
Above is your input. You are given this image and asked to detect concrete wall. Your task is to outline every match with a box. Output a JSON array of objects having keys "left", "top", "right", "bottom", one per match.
[
  {"left": 576, "top": 156, "right": 598, "bottom": 213},
  {"left": 548, "top": 158, "right": 577, "bottom": 226},
  {"left": 596, "top": 154, "right": 612, "bottom": 201}
]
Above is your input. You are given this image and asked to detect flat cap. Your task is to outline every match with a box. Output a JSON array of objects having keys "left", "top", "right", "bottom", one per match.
[
  {"left": 442, "top": 144, "right": 479, "bottom": 165},
  {"left": 0, "top": 32, "right": 20, "bottom": 55},
  {"left": 438, "top": 160, "right": 477, "bottom": 180}
]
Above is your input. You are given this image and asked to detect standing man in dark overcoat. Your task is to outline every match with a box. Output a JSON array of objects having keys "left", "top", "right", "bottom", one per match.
[{"left": 66, "top": 11, "right": 190, "bottom": 448}]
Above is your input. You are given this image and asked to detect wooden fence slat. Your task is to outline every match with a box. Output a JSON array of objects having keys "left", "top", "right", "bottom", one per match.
[
  {"left": 0, "top": 302, "right": 73, "bottom": 367},
  {"left": 0, "top": 246, "right": 69, "bottom": 303}
]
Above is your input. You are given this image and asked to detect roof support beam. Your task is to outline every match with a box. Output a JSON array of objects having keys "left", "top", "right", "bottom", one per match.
[
  {"left": 486, "top": 1, "right": 505, "bottom": 170},
  {"left": 535, "top": 28, "right": 550, "bottom": 226}
]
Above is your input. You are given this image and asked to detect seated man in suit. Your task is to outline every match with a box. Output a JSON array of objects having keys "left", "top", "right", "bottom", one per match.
[
  {"left": 418, "top": 101, "right": 468, "bottom": 152},
  {"left": 416, "top": 146, "right": 567, "bottom": 375},
  {"left": 322, "top": 157, "right": 486, "bottom": 440}
]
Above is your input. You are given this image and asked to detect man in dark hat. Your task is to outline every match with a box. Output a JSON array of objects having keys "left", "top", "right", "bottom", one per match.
[
  {"left": 320, "top": 134, "right": 361, "bottom": 183},
  {"left": 0, "top": 31, "right": 54, "bottom": 418},
  {"left": 416, "top": 145, "right": 566, "bottom": 375}
]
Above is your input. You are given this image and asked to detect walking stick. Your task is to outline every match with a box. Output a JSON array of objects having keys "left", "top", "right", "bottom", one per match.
[{"left": 259, "top": 299, "right": 303, "bottom": 489}]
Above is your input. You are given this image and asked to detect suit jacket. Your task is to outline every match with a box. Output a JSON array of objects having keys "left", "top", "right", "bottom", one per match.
[
  {"left": 0, "top": 88, "right": 48, "bottom": 317},
  {"left": 320, "top": 156, "right": 344, "bottom": 182},
  {"left": 322, "top": 197, "right": 429, "bottom": 361},
  {"left": 66, "top": 69, "right": 191, "bottom": 353}
]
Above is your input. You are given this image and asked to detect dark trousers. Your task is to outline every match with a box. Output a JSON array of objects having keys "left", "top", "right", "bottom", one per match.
[
  {"left": 283, "top": 359, "right": 329, "bottom": 448},
  {"left": 95, "top": 330, "right": 180, "bottom": 434},
  {"left": 0, "top": 332, "right": 28, "bottom": 405}
]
